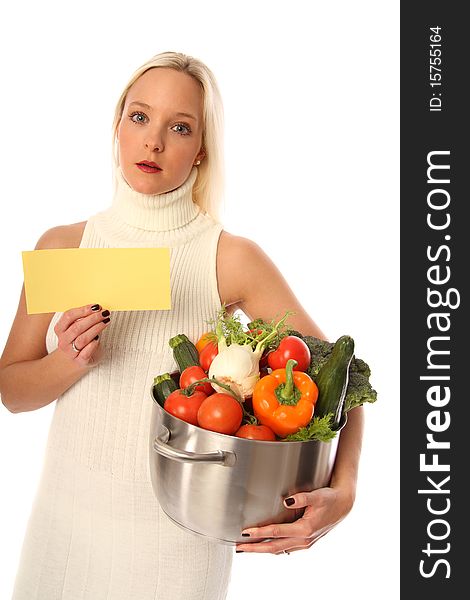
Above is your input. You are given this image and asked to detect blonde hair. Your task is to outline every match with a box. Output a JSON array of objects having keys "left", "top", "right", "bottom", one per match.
[{"left": 111, "top": 51, "right": 225, "bottom": 221}]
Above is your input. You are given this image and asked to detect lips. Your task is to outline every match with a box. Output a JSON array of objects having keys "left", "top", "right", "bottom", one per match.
[
  {"left": 136, "top": 161, "right": 162, "bottom": 170},
  {"left": 136, "top": 161, "right": 162, "bottom": 174}
]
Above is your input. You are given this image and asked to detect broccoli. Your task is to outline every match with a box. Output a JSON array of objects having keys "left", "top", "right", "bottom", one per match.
[
  {"left": 349, "top": 356, "right": 371, "bottom": 379},
  {"left": 344, "top": 370, "right": 377, "bottom": 412}
]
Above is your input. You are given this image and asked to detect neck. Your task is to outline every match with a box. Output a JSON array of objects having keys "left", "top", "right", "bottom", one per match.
[{"left": 110, "top": 165, "right": 200, "bottom": 231}]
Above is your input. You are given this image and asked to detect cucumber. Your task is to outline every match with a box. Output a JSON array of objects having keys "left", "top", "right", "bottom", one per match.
[
  {"left": 313, "top": 335, "right": 355, "bottom": 429},
  {"left": 152, "top": 373, "right": 178, "bottom": 407},
  {"left": 168, "top": 334, "right": 200, "bottom": 371}
]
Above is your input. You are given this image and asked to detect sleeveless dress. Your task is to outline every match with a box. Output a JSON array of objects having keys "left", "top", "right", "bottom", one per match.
[{"left": 11, "top": 165, "right": 234, "bottom": 600}]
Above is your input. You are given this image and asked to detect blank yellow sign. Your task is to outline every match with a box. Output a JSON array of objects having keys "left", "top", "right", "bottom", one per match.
[{"left": 22, "top": 247, "right": 171, "bottom": 314}]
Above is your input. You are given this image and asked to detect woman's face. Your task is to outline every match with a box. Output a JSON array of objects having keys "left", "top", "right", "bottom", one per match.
[{"left": 116, "top": 67, "right": 206, "bottom": 195}]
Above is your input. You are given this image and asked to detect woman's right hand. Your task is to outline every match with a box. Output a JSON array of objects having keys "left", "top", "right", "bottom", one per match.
[{"left": 55, "top": 303, "right": 111, "bottom": 369}]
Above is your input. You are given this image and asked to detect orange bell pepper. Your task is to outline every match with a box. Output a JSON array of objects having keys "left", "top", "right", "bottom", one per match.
[{"left": 252, "top": 359, "right": 318, "bottom": 437}]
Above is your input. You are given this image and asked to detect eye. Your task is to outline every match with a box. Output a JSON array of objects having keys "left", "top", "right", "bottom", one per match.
[
  {"left": 172, "top": 122, "right": 192, "bottom": 136},
  {"left": 129, "top": 111, "right": 147, "bottom": 124}
]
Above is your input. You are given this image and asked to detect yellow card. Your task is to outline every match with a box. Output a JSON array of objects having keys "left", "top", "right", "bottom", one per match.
[{"left": 22, "top": 247, "right": 171, "bottom": 314}]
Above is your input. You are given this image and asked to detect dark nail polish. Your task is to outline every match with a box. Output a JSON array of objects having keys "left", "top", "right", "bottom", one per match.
[
  {"left": 285, "top": 497, "right": 295, "bottom": 506},
  {"left": 91, "top": 304, "right": 100, "bottom": 311},
  {"left": 102, "top": 317, "right": 111, "bottom": 324},
  {"left": 102, "top": 310, "right": 110, "bottom": 317},
  {"left": 241, "top": 533, "right": 250, "bottom": 537},
  {"left": 94, "top": 335, "right": 99, "bottom": 341},
  {"left": 236, "top": 550, "right": 244, "bottom": 553}
]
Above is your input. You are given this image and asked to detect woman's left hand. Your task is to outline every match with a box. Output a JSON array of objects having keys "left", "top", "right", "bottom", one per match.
[{"left": 235, "top": 484, "right": 354, "bottom": 555}]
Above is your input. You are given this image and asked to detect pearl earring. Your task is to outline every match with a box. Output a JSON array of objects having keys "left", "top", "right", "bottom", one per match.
[{"left": 194, "top": 160, "right": 201, "bottom": 165}]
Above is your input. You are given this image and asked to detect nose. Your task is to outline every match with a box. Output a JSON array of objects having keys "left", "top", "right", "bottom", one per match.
[{"left": 145, "top": 128, "right": 165, "bottom": 152}]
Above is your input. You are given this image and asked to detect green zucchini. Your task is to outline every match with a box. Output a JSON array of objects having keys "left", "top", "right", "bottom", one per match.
[
  {"left": 168, "top": 334, "right": 200, "bottom": 371},
  {"left": 313, "top": 335, "right": 355, "bottom": 429},
  {"left": 152, "top": 373, "right": 178, "bottom": 407}
]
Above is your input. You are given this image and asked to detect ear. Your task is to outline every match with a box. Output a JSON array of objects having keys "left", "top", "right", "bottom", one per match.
[{"left": 197, "top": 147, "right": 206, "bottom": 162}]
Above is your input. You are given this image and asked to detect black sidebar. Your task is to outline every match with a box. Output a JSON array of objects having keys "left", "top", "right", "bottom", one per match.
[{"left": 401, "top": 2, "right": 467, "bottom": 597}]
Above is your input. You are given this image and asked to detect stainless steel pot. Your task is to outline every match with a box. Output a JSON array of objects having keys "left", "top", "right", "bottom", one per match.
[{"left": 149, "top": 386, "right": 346, "bottom": 545}]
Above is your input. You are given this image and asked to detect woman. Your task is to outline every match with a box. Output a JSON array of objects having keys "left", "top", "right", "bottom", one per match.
[{"left": 0, "top": 51, "right": 363, "bottom": 599}]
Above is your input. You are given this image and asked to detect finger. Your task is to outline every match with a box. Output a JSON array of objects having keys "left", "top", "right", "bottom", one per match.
[
  {"left": 235, "top": 536, "right": 313, "bottom": 555},
  {"left": 58, "top": 310, "right": 111, "bottom": 351},
  {"left": 55, "top": 303, "right": 102, "bottom": 335},
  {"left": 241, "top": 518, "right": 311, "bottom": 539},
  {"left": 71, "top": 319, "right": 110, "bottom": 353},
  {"left": 75, "top": 335, "right": 101, "bottom": 364},
  {"left": 282, "top": 491, "right": 318, "bottom": 509}
]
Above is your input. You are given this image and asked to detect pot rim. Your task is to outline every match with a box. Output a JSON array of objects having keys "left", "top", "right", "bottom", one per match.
[{"left": 151, "top": 386, "right": 347, "bottom": 446}]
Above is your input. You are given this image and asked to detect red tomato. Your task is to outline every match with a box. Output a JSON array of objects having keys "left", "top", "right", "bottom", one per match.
[
  {"left": 235, "top": 424, "right": 277, "bottom": 441},
  {"left": 195, "top": 332, "right": 214, "bottom": 354},
  {"left": 197, "top": 393, "right": 243, "bottom": 435},
  {"left": 199, "top": 340, "right": 218, "bottom": 372},
  {"left": 164, "top": 389, "right": 207, "bottom": 426},
  {"left": 267, "top": 336, "right": 311, "bottom": 372},
  {"left": 179, "top": 365, "right": 214, "bottom": 396}
]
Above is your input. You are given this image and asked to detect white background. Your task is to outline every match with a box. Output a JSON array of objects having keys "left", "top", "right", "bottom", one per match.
[{"left": 0, "top": 1, "right": 399, "bottom": 599}]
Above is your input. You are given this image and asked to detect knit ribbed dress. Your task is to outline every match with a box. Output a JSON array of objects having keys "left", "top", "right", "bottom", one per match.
[{"left": 12, "top": 165, "right": 234, "bottom": 600}]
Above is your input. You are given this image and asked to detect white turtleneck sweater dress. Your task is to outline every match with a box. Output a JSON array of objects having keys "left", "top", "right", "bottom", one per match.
[{"left": 11, "top": 165, "right": 234, "bottom": 600}]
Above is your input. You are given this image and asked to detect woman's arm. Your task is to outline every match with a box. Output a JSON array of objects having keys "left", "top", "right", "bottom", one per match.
[
  {"left": 329, "top": 404, "right": 364, "bottom": 507},
  {"left": 0, "top": 223, "right": 109, "bottom": 413},
  {"left": 217, "top": 232, "right": 364, "bottom": 553},
  {"left": 0, "top": 318, "right": 92, "bottom": 413},
  {"left": 217, "top": 231, "right": 327, "bottom": 338}
]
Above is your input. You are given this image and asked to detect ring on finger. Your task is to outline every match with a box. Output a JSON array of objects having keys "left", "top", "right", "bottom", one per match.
[{"left": 72, "top": 339, "right": 81, "bottom": 353}]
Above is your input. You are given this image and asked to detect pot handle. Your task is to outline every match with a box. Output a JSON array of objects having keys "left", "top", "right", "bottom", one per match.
[{"left": 153, "top": 426, "right": 237, "bottom": 467}]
